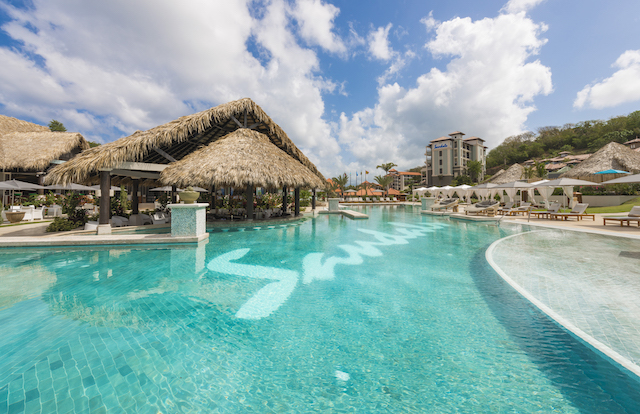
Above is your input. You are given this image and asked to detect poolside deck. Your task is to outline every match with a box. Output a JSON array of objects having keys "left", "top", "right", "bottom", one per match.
[{"left": 317, "top": 209, "right": 369, "bottom": 219}]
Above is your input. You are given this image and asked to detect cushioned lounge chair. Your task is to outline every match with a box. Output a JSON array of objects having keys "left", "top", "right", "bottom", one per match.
[
  {"left": 530, "top": 202, "right": 561, "bottom": 219},
  {"left": 431, "top": 198, "right": 459, "bottom": 212},
  {"left": 603, "top": 206, "right": 640, "bottom": 227},
  {"left": 506, "top": 202, "right": 532, "bottom": 216},
  {"left": 465, "top": 200, "right": 499, "bottom": 216},
  {"left": 496, "top": 201, "right": 515, "bottom": 215},
  {"left": 550, "top": 203, "right": 594, "bottom": 221}
]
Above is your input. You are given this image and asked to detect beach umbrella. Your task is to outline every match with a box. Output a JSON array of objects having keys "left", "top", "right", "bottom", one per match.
[
  {"left": 543, "top": 178, "right": 598, "bottom": 208},
  {"left": 89, "top": 185, "right": 121, "bottom": 191},
  {"left": 594, "top": 169, "right": 629, "bottom": 174},
  {"left": 0, "top": 179, "right": 46, "bottom": 190},
  {"left": 150, "top": 186, "right": 183, "bottom": 192},
  {"left": 46, "top": 183, "right": 95, "bottom": 191},
  {"left": 600, "top": 173, "right": 640, "bottom": 185}
]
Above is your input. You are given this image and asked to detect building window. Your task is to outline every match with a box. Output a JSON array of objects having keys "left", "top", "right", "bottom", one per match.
[
  {"left": 439, "top": 159, "right": 442, "bottom": 165},
  {"left": 439, "top": 168, "right": 442, "bottom": 174},
  {"left": 439, "top": 151, "right": 442, "bottom": 156}
]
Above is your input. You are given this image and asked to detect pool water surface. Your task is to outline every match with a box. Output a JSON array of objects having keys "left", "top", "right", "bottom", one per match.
[{"left": 1, "top": 205, "right": 639, "bottom": 413}]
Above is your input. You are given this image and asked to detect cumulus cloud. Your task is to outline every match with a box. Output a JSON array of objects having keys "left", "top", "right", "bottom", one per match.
[
  {"left": 574, "top": 49, "right": 640, "bottom": 109},
  {"left": 367, "top": 24, "right": 394, "bottom": 61},
  {"left": 291, "top": 0, "right": 346, "bottom": 54},
  {"left": 501, "top": 0, "right": 546, "bottom": 14},
  {"left": 0, "top": 0, "right": 346, "bottom": 173},
  {"left": 338, "top": 6, "right": 552, "bottom": 171}
]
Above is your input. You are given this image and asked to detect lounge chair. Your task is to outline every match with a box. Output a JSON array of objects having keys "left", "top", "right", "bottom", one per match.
[
  {"left": 529, "top": 202, "right": 561, "bottom": 219},
  {"left": 550, "top": 203, "right": 594, "bottom": 221},
  {"left": 151, "top": 212, "right": 169, "bottom": 224},
  {"left": 32, "top": 206, "right": 44, "bottom": 220},
  {"left": 431, "top": 198, "right": 459, "bottom": 212},
  {"left": 603, "top": 206, "right": 640, "bottom": 227},
  {"left": 111, "top": 216, "right": 130, "bottom": 227},
  {"left": 506, "top": 202, "right": 532, "bottom": 216},
  {"left": 496, "top": 202, "right": 515, "bottom": 215},
  {"left": 465, "top": 200, "right": 499, "bottom": 216}
]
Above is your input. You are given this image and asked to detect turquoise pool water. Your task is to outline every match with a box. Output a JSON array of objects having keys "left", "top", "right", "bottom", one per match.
[{"left": 1, "top": 205, "right": 639, "bottom": 413}]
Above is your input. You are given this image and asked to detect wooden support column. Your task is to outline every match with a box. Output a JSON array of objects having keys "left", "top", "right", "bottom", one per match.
[
  {"left": 99, "top": 170, "right": 111, "bottom": 225},
  {"left": 312, "top": 189, "right": 316, "bottom": 210},
  {"left": 210, "top": 185, "right": 216, "bottom": 210},
  {"left": 172, "top": 185, "right": 178, "bottom": 204},
  {"left": 245, "top": 186, "right": 254, "bottom": 221},
  {"left": 132, "top": 179, "right": 140, "bottom": 214},
  {"left": 294, "top": 187, "right": 300, "bottom": 216},
  {"left": 282, "top": 187, "right": 288, "bottom": 215}
]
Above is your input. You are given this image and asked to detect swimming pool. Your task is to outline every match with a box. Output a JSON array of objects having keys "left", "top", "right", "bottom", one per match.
[{"left": 1, "top": 205, "right": 639, "bottom": 413}]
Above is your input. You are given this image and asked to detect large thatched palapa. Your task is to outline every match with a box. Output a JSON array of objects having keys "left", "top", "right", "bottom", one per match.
[
  {"left": 489, "top": 163, "right": 524, "bottom": 184},
  {"left": 160, "top": 129, "right": 324, "bottom": 189},
  {"left": 560, "top": 142, "right": 640, "bottom": 179},
  {"left": 46, "top": 98, "right": 325, "bottom": 185},
  {"left": 0, "top": 115, "right": 89, "bottom": 171}
]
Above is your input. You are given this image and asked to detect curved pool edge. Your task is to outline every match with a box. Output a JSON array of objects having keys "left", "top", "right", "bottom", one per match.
[{"left": 485, "top": 231, "right": 640, "bottom": 380}]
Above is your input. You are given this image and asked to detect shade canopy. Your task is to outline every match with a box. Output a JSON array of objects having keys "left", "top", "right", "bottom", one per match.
[
  {"left": 543, "top": 178, "right": 598, "bottom": 187},
  {"left": 46, "top": 183, "right": 95, "bottom": 191},
  {"left": 594, "top": 169, "right": 629, "bottom": 174},
  {"left": 89, "top": 185, "right": 121, "bottom": 191},
  {"left": 160, "top": 129, "right": 325, "bottom": 190},
  {"left": 600, "top": 173, "right": 640, "bottom": 185}
]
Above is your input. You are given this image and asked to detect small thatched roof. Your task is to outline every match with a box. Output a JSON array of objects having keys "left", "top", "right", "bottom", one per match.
[
  {"left": 45, "top": 98, "right": 325, "bottom": 185},
  {"left": 0, "top": 115, "right": 90, "bottom": 171},
  {"left": 489, "top": 163, "right": 524, "bottom": 184},
  {"left": 561, "top": 142, "right": 640, "bottom": 178},
  {"left": 0, "top": 131, "right": 89, "bottom": 171},
  {"left": 160, "top": 129, "right": 325, "bottom": 189}
]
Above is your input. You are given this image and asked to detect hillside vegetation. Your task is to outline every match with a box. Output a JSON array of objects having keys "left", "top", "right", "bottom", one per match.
[{"left": 487, "top": 110, "right": 640, "bottom": 169}]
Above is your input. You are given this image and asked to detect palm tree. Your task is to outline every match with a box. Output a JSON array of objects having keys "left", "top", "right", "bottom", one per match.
[
  {"left": 376, "top": 162, "right": 397, "bottom": 174},
  {"left": 374, "top": 175, "right": 393, "bottom": 197},
  {"left": 534, "top": 160, "right": 547, "bottom": 179},
  {"left": 332, "top": 173, "right": 348, "bottom": 196}
]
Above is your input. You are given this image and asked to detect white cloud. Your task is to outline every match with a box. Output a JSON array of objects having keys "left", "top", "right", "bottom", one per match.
[
  {"left": 574, "top": 50, "right": 640, "bottom": 109},
  {"left": 0, "top": 0, "right": 348, "bottom": 175},
  {"left": 501, "top": 0, "right": 546, "bottom": 14},
  {"left": 338, "top": 6, "right": 552, "bottom": 171},
  {"left": 367, "top": 24, "right": 394, "bottom": 61},
  {"left": 291, "top": 0, "right": 346, "bottom": 54}
]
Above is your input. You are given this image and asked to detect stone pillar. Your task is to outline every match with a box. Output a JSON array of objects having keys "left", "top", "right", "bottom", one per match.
[
  {"left": 328, "top": 198, "right": 340, "bottom": 211},
  {"left": 294, "top": 187, "right": 300, "bottom": 216},
  {"left": 97, "top": 170, "right": 112, "bottom": 234},
  {"left": 132, "top": 179, "right": 140, "bottom": 214},
  {"left": 282, "top": 187, "right": 288, "bottom": 215},
  {"left": 312, "top": 189, "right": 316, "bottom": 210},
  {"left": 245, "top": 185, "right": 254, "bottom": 221},
  {"left": 421, "top": 197, "right": 436, "bottom": 210},
  {"left": 168, "top": 203, "right": 208, "bottom": 239}
]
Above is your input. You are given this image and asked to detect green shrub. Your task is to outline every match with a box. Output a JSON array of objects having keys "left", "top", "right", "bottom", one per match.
[{"left": 46, "top": 218, "right": 82, "bottom": 232}]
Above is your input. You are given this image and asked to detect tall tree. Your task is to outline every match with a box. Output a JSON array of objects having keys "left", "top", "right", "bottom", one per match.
[
  {"left": 332, "top": 173, "right": 348, "bottom": 196},
  {"left": 376, "top": 162, "right": 397, "bottom": 174},
  {"left": 48, "top": 119, "right": 66, "bottom": 132},
  {"left": 374, "top": 175, "right": 393, "bottom": 197},
  {"left": 466, "top": 160, "right": 483, "bottom": 182},
  {"left": 534, "top": 160, "right": 547, "bottom": 179}
]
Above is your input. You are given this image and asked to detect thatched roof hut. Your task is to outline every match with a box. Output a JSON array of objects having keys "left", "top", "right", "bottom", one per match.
[
  {"left": 160, "top": 129, "right": 325, "bottom": 189},
  {"left": 560, "top": 142, "right": 640, "bottom": 179},
  {"left": 0, "top": 115, "right": 89, "bottom": 171},
  {"left": 45, "top": 98, "right": 325, "bottom": 186},
  {"left": 489, "top": 164, "right": 524, "bottom": 184}
]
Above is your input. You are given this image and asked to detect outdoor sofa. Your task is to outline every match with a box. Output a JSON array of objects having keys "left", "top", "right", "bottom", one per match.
[
  {"left": 602, "top": 206, "right": 640, "bottom": 227},
  {"left": 431, "top": 198, "right": 459, "bottom": 212},
  {"left": 465, "top": 200, "right": 499, "bottom": 216}
]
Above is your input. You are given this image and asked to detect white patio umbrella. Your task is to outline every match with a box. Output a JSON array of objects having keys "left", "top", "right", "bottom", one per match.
[
  {"left": 0, "top": 179, "right": 46, "bottom": 206},
  {"left": 46, "top": 183, "right": 95, "bottom": 191},
  {"left": 89, "top": 185, "right": 122, "bottom": 191},
  {"left": 543, "top": 178, "right": 598, "bottom": 208},
  {"left": 439, "top": 185, "right": 454, "bottom": 198},
  {"left": 472, "top": 183, "right": 498, "bottom": 201},
  {"left": 150, "top": 186, "right": 184, "bottom": 192},
  {"left": 600, "top": 173, "right": 640, "bottom": 185}
]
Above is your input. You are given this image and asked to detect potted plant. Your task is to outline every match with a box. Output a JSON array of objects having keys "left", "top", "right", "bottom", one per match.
[{"left": 179, "top": 186, "right": 200, "bottom": 204}]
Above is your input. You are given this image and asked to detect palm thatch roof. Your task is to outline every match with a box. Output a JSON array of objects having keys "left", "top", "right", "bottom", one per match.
[
  {"left": 45, "top": 98, "right": 325, "bottom": 185},
  {"left": 560, "top": 142, "right": 640, "bottom": 178},
  {"left": 0, "top": 114, "right": 49, "bottom": 135},
  {"left": 160, "top": 129, "right": 325, "bottom": 189},
  {"left": 0, "top": 115, "right": 89, "bottom": 171},
  {"left": 489, "top": 163, "right": 524, "bottom": 184}
]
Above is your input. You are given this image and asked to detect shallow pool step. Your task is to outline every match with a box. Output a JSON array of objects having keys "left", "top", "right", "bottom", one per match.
[{"left": 318, "top": 209, "right": 369, "bottom": 219}]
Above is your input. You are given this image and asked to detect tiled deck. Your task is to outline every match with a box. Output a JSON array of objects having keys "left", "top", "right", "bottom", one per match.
[{"left": 487, "top": 229, "right": 640, "bottom": 378}]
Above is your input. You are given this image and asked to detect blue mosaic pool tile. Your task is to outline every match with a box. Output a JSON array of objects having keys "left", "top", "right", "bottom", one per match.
[
  {"left": 23, "top": 388, "right": 38, "bottom": 403},
  {"left": 56, "top": 397, "right": 74, "bottom": 413},
  {"left": 73, "top": 395, "right": 89, "bottom": 413},
  {"left": 24, "top": 399, "right": 40, "bottom": 414},
  {"left": 40, "top": 398, "right": 55, "bottom": 413},
  {"left": 7, "top": 399, "right": 24, "bottom": 414}
]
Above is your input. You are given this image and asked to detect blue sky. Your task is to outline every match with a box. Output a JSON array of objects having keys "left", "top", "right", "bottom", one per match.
[{"left": 1, "top": 0, "right": 639, "bottom": 178}]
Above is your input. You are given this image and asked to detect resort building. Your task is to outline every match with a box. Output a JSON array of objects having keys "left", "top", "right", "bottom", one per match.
[
  {"left": 624, "top": 137, "right": 640, "bottom": 151},
  {"left": 424, "top": 131, "right": 486, "bottom": 186},
  {"left": 386, "top": 169, "right": 422, "bottom": 191}
]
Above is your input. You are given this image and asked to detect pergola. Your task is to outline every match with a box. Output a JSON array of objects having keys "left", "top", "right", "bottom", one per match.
[{"left": 45, "top": 98, "right": 326, "bottom": 227}]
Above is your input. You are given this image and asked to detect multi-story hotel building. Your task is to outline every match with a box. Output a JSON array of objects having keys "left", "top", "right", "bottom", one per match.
[
  {"left": 387, "top": 169, "right": 422, "bottom": 191},
  {"left": 424, "top": 131, "right": 487, "bottom": 186}
]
